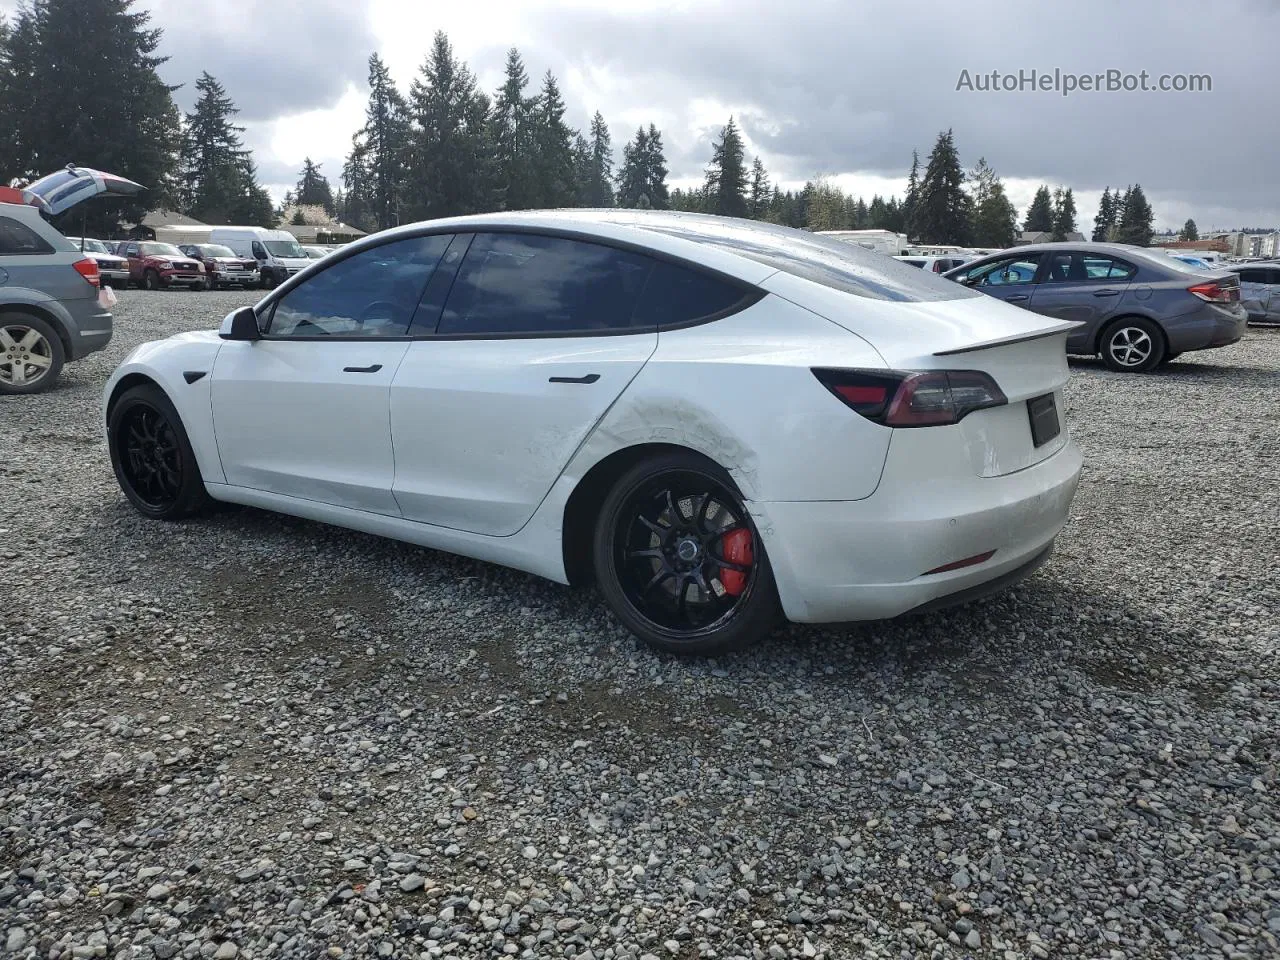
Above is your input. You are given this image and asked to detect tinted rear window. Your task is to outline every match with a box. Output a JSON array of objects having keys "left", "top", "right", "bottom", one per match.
[
  {"left": 439, "top": 233, "right": 656, "bottom": 336},
  {"left": 0, "top": 216, "right": 56, "bottom": 255},
  {"left": 636, "top": 217, "right": 980, "bottom": 302}
]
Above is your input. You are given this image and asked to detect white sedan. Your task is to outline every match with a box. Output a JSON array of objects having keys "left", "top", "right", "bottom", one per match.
[{"left": 103, "top": 211, "right": 1083, "bottom": 654}]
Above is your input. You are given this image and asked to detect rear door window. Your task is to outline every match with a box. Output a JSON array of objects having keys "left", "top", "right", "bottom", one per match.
[
  {"left": 1080, "top": 255, "right": 1136, "bottom": 280},
  {"left": 437, "top": 233, "right": 656, "bottom": 337}
]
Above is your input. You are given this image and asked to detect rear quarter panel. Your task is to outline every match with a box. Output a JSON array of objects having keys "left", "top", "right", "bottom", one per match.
[{"left": 561, "top": 295, "right": 895, "bottom": 503}]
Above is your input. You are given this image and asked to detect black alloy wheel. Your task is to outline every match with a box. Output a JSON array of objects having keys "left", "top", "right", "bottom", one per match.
[
  {"left": 108, "top": 384, "right": 211, "bottom": 520},
  {"left": 593, "top": 453, "right": 780, "bottom": 654}
]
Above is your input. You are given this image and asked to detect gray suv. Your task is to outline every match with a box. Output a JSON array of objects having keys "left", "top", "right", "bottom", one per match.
[
  {"left": 0, "top": 202, "right": 113, "bottom": 394},
  {"left": 944, "top": 242, "right": 1247, "bottom": 372}
]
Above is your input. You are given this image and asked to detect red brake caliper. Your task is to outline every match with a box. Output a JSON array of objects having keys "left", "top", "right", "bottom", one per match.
[{"left": 718, "top": 528, "right": 753, "bottom": 596}]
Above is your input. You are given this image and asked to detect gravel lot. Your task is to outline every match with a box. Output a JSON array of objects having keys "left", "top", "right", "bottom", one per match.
[{"left": 2, "top": 288, "right": 1278, "bottom": 960}]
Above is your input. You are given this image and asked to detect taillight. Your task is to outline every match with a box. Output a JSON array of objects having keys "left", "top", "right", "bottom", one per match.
[
  {"left": 813, "top": 368, "right": 1007, "bottom": 427},
  {"left": 73, "top": 257, "right": 100, "bottom": 287},
  {"left": 1188, "top": 280, "right": 1239, "bottom": 303}
]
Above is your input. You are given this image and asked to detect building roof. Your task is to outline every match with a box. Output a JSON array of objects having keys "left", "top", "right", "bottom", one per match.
[
  {"left": 137, "top": 208, "right": 207, "bottom": 229},
  {"left": 1015, "top": 230, "right": 1086, "bottom": 245}
]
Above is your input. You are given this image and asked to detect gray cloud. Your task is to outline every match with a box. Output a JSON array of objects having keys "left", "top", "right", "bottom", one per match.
[
  {"left": 148, "top": 0, "right": 376, "bottom": 121},
  {"left": 504, "top": 0, "right": 1277, "bottom": 227}
]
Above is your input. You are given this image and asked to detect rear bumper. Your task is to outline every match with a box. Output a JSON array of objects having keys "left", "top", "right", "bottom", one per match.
[
  {"left": 751, "top": 438, "right": 1082, "bottom": 623},
  {"left": 1165, "top": 303, "right": 1247, "bottom": 352},
  {"left": 66, "top": 306, "right": 113, "bottom": 360}
]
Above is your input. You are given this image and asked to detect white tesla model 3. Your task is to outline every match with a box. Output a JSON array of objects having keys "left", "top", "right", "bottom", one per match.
[{"left": 104, "top": 211, "right": 1082, "bottom": 653}]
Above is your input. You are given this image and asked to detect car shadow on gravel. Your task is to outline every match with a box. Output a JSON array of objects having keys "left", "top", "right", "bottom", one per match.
[{"left": 1067, "top": 357, "right": 1279, "bottom": 378}]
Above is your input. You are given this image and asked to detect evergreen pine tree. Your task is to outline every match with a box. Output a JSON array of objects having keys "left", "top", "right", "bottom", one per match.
[
  {"left": 703, "top": 116, "right": 748, "bottom": 218},
  {"left": 903, "top": 150, "right": 920, "bottom": 237},
  {"left": 853, "top": 197, "right": 868, "bottom": 229},
  {"left": 1115, "top": 184, "right": 1154, "bottom": 246},
  {"left": 4, "top": 0, "right": 182, "bottom": 233},
  {"left": 490, "top": 48, "right": 538, "bottom": 210},
  {"left": 968, "top": 158, "right": 1017, "bottom": 247},
  {"left": 1179, "top": 218, "right": 1198, "bottom": 241},
  {"left": 748, "top": 157, "right": 771, "bottom": 219},
  {"left": 341, "top": 137, "right": 374, "bottom": 232},
  {"left": 1051, "top": 187, "right": 1077, "bottom": 240},
  {"left": 1023, "top": 185, "right": 1054, "bottom": 233},
  {"left": 573, "top": 111, "right": 613, "bottom": 207},
  {"left": 529, "top": 71, "right": 576, "bottom": 208},
  {"left": 349, "top": 53, "right": 411, "bottom": 229},
  {"left": 866, "top": 195, "right": 889, "bottom": 229},
  {"left": 1092, "top": 187, "right": 1116, "bottom": 242},
  {"left": 640, "top": 124, "right": 669, "bottom": 210},
  {"left": 615, "top": 126, "right": 649, "bottom": 208},
  {"left": 179, "top": 72, "right": 271, "bottom": 225},
  {"left": 294, "top": 157, "right": 334, "bottom": 215},
  {"left": 407, "top": 32, "right": 495, "bottom": 221},
  {"left": 912, "top": 129, "right": 970, "bottom": 244}
]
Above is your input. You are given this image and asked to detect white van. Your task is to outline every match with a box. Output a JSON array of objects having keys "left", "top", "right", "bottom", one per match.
[
  {"left": 156, "top": 226, "right": 311, "bottom": 288},
  {"left": 210, "top": 227, "right": 311, "bottom": 288}
]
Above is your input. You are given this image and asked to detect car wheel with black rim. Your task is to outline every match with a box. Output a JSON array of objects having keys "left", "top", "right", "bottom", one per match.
[
  {"left": 108, "top": 383, "right": 212, "bottom": 520},
  {"left": 143, "top": 269, "right": 161, "bottom": 291},
  {"left": 592, "top": 452, "right": 780, "bottom": 654},
  {"left": 0, "top": 313, "right": 64, "bottom": 395},
  {"left": 1100, "top": 317, "right": 1165, "bottom": 373}
]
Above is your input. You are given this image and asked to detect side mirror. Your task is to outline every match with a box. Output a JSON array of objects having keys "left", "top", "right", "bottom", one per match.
[{"left": 219, "top": 306, "right": 261, "bottom": 341}]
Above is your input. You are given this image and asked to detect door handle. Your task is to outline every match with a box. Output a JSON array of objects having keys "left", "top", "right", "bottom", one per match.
[
  {"left": 1092, "top": 289, "right": 1120, "bottom": 297},
  {"left": 1005, "top": 294, "right": 1029, "bottom": 302},
  {"left": 549, "top": 374, "right": 600, "bottom": 384},
  {"left": 343, "top": 363, "right": 383, "bottom": 373}
]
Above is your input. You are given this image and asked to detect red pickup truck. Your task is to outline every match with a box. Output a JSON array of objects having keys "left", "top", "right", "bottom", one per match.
[{"left": 117, "top": 240, "right": 206, "bottom": 291}]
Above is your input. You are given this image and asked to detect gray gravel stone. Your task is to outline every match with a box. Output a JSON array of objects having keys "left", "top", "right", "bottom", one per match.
[{"left": 2, "top": 291, "right": 1279, "bottom": 958}]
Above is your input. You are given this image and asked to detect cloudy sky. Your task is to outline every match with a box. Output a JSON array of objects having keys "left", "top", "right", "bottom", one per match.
[{"left": 9, "top": 0, "right": 1277, "bottom": 232}]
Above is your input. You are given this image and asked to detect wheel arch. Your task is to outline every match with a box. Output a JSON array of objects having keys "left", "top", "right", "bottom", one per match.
[
  {"left": 560, "top": 442, "right": 739, "bottom": 587},
  {"left": 1094, "top": 312, "right": 1169, "bottom": 356},
  {"left": 106, "top": 371, "right": 162, "bottom": 418},
  {"left": 0, "top": 301, "right": 73, "bottom": 359}
]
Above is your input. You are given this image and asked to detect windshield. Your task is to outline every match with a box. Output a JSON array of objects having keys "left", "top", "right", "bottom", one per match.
[
  {"left": 265, "top": 240, "right": 305, "bottom": 258},
  {"left": 75, "top": 238, "right": 109, "bottom": 253},
  {"left": 199, "top": 244, "right": 237, "bottom": 258},
  {"left": 139, "top": 242, "right": 183, "bottom": 257}
]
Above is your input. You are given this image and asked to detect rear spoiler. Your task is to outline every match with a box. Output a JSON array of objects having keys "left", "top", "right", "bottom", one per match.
[{"left": 933, "top": 320, "right": 1082, "bottom": 356}]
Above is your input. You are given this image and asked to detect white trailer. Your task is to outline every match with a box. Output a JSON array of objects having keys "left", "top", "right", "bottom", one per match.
[{"left": 816, "top": 229, "right": 911, "bottom": 256}]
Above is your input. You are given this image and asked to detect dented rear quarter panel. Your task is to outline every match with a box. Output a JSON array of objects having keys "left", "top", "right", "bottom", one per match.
[{"left": 560, "top": 295, "right": 894, "bottom": 503}]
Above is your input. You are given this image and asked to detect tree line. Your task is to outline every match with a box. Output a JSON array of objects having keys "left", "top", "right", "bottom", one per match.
[{"left": 1, "top": 0, "right": 1160, "bottom": 248}]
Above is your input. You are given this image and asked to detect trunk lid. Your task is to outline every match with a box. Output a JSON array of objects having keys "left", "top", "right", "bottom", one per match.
[{"left": 764, "top": 272, "right": 1076, "bottom": 477}]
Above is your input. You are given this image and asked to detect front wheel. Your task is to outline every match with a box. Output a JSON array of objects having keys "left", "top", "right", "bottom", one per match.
[
  {"left": 108, "top": 384, "right": 212, "bottom": 520},
  {"left": 592, "top": 452, "right": 780, "bottom": 654},
  {"left": 143, "top": 269, "right": 161, "bottom": 291},
  {"left": 1100, "top": 317, "right": 1165, "bottom": 373},
  {"left": 260, "top": 270, "right": 277, "bottom": 290}
]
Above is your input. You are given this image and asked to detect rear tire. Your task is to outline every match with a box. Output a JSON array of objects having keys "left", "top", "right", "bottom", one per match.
[
  {"left": 592, "top": 451, "right": 780, "bottom": 654},
  {"left": 108, "top": 383, "right": 212, "bottom": 520},
  {"left": 1100, "top": 317, "right": 1165, "bottom": 373},
  {"left": 0, "top": 313, "right": 65, "bottom": 395}
]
